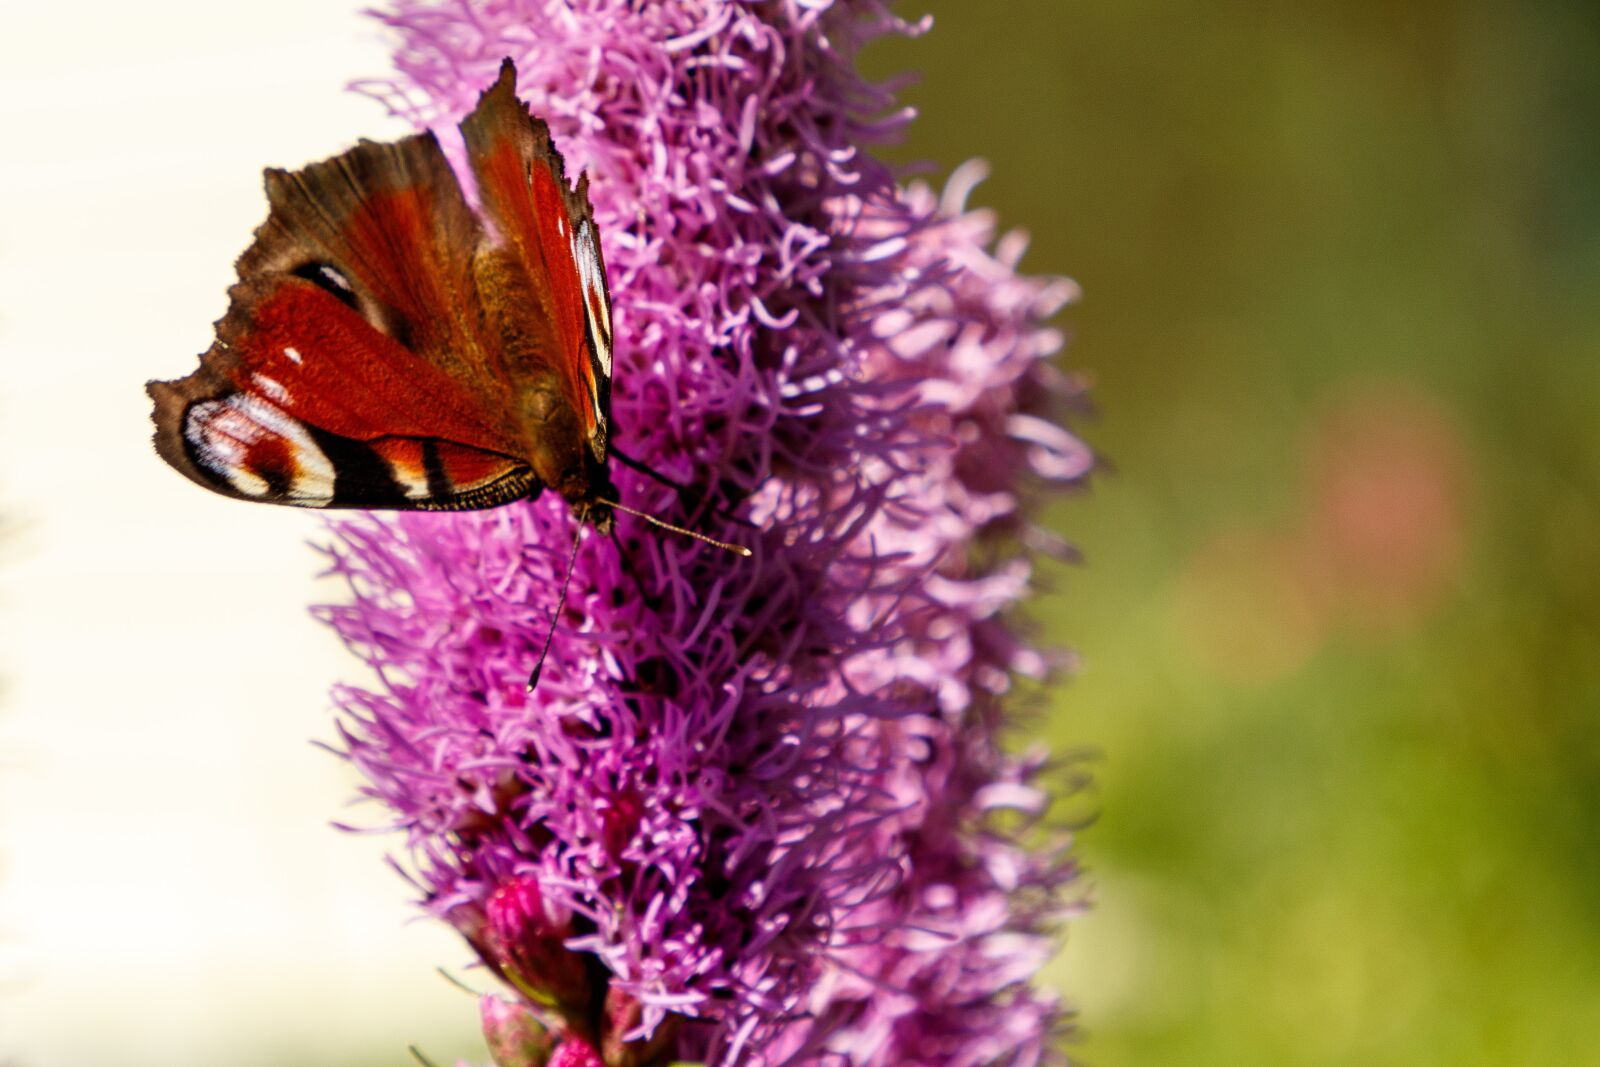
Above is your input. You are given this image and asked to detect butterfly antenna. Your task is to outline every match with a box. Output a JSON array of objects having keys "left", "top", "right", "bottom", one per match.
[
  {"left": 527, "top": 503, "right": 588, "bottom": 693},
  {"left": 599, "top": 497, "right": 752, "bottom": 557},
  {"left": 409, "top": 1046, "right": 442, "bottom": 1067},
  {"left": 609, "top": 445, "right": 757, "bottom": 530}
]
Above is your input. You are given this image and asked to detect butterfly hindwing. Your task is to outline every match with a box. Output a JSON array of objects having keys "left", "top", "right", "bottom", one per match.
[
  {"left": 148, "top": 129, "right": 538, "bottom": 510},
  {"left": 155, "top": 375, "right": 534, "bottom": 511}
]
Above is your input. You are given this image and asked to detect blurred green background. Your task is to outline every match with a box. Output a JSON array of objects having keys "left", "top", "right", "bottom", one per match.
[{"left": 869, "top": 2, "right": 1600, "bottom": 1064}]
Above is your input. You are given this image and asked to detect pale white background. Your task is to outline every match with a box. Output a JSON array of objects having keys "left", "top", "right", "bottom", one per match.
[{"left": 0, "top": 4, "right": 489, "bottom": 1064}]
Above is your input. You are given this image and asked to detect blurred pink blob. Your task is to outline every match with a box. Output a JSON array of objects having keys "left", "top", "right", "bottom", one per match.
[
  {"left": 1176, "top": 381, "right": 1470, "bottom": 682},
  {"left": 1300, "top": 382, "right": 1469, "bottom": 632},
  {"left": 1173, "top": 524, "right": 1325, "bottom": 685}
]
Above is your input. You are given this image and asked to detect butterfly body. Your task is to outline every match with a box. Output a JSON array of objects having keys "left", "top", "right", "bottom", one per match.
[{"left": 148, "top": 60, "right": 617, "bottom": 532}]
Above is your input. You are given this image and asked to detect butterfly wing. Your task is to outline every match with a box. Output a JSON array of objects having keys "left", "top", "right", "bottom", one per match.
[
  {"left": 148, "top": 130, "right": 536, "bottom": 510},
  {"left": 461, "top": 60, "right": 614, "bottom": 465}
]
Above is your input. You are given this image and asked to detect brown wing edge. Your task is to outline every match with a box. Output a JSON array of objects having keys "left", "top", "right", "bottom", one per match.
[
  {"left": 461, "top": 59, "right": 602, "bottom": 252},
  {"left": 147, "top": 346, "right": 245, "bottom": 500}
]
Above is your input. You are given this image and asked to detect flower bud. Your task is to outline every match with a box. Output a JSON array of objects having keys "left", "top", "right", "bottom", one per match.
[
  {"left": 601, "top": 985, "right": 681, "bottom": 1067},
  {"left": 549, "top": 1036, "right": 605, "bottom": 1067},
  {"left": 484, "top": 876, "right": 593, "bottom": 1015},
  {"left": 480, "top": 994, "right": 555, "bottom": 1067}
]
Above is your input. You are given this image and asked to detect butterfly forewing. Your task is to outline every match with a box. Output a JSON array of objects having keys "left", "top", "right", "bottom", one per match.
[{"left": 461, "top": 61, "right": 612, "bottom": 463}]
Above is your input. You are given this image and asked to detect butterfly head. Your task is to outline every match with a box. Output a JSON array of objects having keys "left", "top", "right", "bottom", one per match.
[
  {"left": 584, "top": 498, "right": 615, "bottom": 536},
  {"left": 537, "top": 443, "right": 613, "bottom": 535},
  {"left": 574, "top": 469, "right": 616, "bottom": 536}
]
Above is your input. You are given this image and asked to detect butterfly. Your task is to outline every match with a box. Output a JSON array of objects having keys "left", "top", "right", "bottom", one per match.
[{"left": 148, "top": 59, "right": 624, "bottom": 533}]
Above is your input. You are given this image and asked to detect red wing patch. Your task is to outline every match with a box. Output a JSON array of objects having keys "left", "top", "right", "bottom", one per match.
[{"left": 229, "top": 281, "right": 512, "bottom": 452}]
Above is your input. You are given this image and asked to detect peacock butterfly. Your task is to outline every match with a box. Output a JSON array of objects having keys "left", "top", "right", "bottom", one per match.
[{"left": 148, "top": 59, "right": 622, "bottom": 533}]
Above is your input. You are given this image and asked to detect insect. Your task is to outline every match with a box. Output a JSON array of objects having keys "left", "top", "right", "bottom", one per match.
[{"left": 148, "top": 59, "right": 746, "bottom": 685}]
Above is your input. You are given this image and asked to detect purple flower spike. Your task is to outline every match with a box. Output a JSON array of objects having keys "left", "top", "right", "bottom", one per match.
[{"left": 319, "top": 2, "right": 1093, "bottom": 1065}]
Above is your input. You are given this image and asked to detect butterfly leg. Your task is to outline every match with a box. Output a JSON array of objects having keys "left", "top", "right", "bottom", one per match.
[
  {"left": 608, "top": 524, "right": 657, "bottom": 612},
  {"left": 608, "top": 445, "right": 757, "bottom": 530}
]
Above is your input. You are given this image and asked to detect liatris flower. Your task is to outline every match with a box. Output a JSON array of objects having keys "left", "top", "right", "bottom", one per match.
[{"left": 318, "top": 3, "right": 1093, "bottom": 1065}]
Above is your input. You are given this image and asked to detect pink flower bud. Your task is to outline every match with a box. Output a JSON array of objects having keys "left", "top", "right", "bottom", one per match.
[
  {"left": 480, "top": 994, "right": 555, "bottom": 1067},
  {"left": 600, "top": 985, "right": 680, "bottom": 1067},
  {"left": 484, "top": 876, "right": 593, "bottom": 1015},
  {"left": 548, "top": 1037, "right": 604, "bottom": 1067}
]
